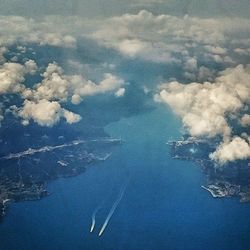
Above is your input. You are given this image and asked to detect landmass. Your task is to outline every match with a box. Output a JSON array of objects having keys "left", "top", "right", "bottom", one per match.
[
  {"left": 168, "top": 137, "right": 250, "bottom": 202},
  {"left": 0, "top": 137, "right": 121, "bottom": 221}
]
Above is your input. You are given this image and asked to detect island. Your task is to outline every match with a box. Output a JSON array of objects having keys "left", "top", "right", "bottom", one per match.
[
  {"left": 0, "top": 137, "right": 122, "bottom": 221},
  {"left": 168, "top": 137, "right": 250, "bottom": 202}
]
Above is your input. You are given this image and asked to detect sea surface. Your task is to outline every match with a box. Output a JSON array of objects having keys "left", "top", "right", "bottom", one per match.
[{"left": 1, "top": 106, "right": 250, "bottom": 250}]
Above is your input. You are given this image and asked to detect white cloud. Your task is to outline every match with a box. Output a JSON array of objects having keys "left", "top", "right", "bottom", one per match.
[
  {"left": 1, "top": 12, "right": 250, "bottom": 131},
  {"left": 89, "top": 10, "right": 250, "bottom": 67},
  {"left": 115, "top": 88, "right": 125, "bottom": 97},
  {"left": 31, "top": 63, "right": 70, "bottom": 102},
  {"left": 0, "top": 61, "right": 124, "bottom": 127},
  {"left": 63, "top": 109, "right": 81, "bottom": 124},
  {"left": 234, "top": 48, "right": 250, "bottom": 56},
  {"left": 87, "top": 73, "right": 125, "bottom": 95},
  {"left": 197, "top": 66, "right": 215, "bottom": 82},
  {"left": 18, "top": 99, "right": 81, "bottom": 127},
  {"left": 36, "top": 33, "right": 76, "bottom": 48},
  {"left": 210, "top": 136, "right": 250, "bottom": 164},
  {"left": 117, "top": 39, "right": 146, "bottom": 57},
  {"left": 241, "top": 114, "right": 250, "bottom": 127},
  {"left": 184, "top": 57, "right": 198, "bottom": 72},
  {"left": 71, "top": 94, "right": 82, "bottom": 105},
  {"left": 0, "top": 62, "right": 25, "bottom": 94},
  {"left": 0, "top": 61, "right": 37, "bottom": 95},
  {"left": 204, "top": 45, "right": 227, "bottom": 55},
  {"left": 157, "top": 64, "right": 250, "bottom": 164},
  {"left": 24, "top": 60, "right": 38, "bottom": 75},
  {"left": 0, "top": 16, "right": 78, "bottom": 48},
  {"left": 0, "top": 12, "right": 249, "bottom": 72},
  {"left": 30, "top": 63, "right": 125, "bottom": 103},
  {"left": 0, "top": 11, "right": 249, "bottom": 67}
]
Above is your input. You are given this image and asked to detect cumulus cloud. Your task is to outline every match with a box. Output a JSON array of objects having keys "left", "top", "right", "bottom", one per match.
[
  {"left": 18, "top": 99, "right": 62, "bottom": 126},
  {"left": 30, "top": 63, "right": 70, "bottom": 102},
  {"left": 24, "top": 60, "right": 38, "bottom": 75},
  {"left": 0, "top": 16, "right": 78, "bottom": 48},
  {"left": 63, "top": 109, "right": 81, "bottom": 124},
  {"left": 35, "top": 33, "right": 76, "bottom": 48},
  {"left": 157, "top": 64, "right": 250, "bottom": 164},
  {"left": 210, "top": 136, "right": 250, "bottom": 164},
  {"left": 18, "top": 99, "right": 81, "bottom": 127},
  {"left": 0, "top": 60, "right": 37, "bottom": 95},
  {"left": 184, "top": 58, "right": 198, "bottom": 72},
  {"left": 71, "top": 94, "right": 82, "bottom": 105},
  {"left": 234, "top": 48, "right": 250, "bottom": 56},
  {"left": 115, "top": 88, "right": 125, "bottom": 97},
  {"left": 29, "top": 62, "right": 125, "bottom": 103},
  {"left": 241, "top": 114, "right": 250, "bottom": 127},
  {"left": 0, "top": 60, "right": 124, "bottom": 127}
]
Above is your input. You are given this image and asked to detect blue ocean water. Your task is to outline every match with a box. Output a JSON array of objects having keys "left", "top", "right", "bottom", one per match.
[{"left": 0, "top": 106, "right": 250, "bottom": 250}]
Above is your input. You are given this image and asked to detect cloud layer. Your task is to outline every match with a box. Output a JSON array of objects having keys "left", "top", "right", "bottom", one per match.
[
  {"left": 90, "top": 10, "right": 250, "bottom": 73},
  {"left": 0, "top": 11, "right": 249, "bottom": 156}
]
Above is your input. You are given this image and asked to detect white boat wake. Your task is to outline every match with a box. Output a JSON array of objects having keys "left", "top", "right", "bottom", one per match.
[
  {"left": 98, "top": 181, "right": 128, "bottom": 237},
  {"left": 90, "top": 205, "right": 103, "bottom": 233}
]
